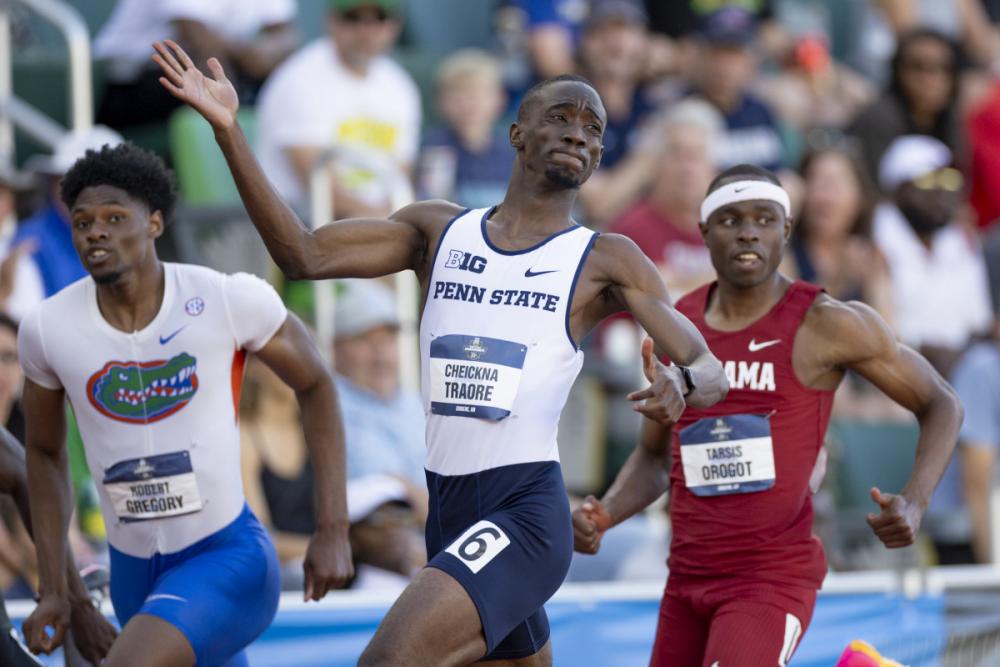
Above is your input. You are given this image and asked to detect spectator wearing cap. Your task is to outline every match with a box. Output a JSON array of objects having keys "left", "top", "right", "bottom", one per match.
[
  {"left": 873, "top": 135, "right": 992, "bottom": 375},
  {"left": 256, "top": 0, "right": 420, "bottom": 217},
  {"left": 94, "top": 0, "right": 298, "bottom": 131},
  {"left": 417, "top": 49, "right": 514, "bottom": 209},
  {"left": 242, "top": 279, "right": 426, "bottom": 587},
  {"left": 687, "top": 6, "right": 786, "bottom": 172},
  {"left": 13, "top": 126, "right": 124, "bottom": 297}
]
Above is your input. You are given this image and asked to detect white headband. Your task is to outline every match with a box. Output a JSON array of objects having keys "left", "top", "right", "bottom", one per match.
[{"left": 700, "top": 180, "right": 791, "bottom": 222}]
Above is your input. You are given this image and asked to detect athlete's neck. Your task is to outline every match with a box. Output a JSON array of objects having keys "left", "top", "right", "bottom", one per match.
[
  {"left": 709, "top": 272, "right": 791, "bottom": 330},
  {"left": 95, "top": 261, "right": 166, "bottom": 333},
  {"left": 490, "top": 173, "right": 578, "bottom": 248}
]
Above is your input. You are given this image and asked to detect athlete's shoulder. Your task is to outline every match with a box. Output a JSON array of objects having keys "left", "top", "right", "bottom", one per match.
[
  {"left": 390, "top": 199, "right": 468, "bottom": 232},
  {"left": 35, "top": 274, "right": 91, "bottom": 316},
  {"left": 675, "top": 283, "right": 713, "bottom": 315},
  {"left": 803, "top": 293, "right": 895, "bottom": 360}
]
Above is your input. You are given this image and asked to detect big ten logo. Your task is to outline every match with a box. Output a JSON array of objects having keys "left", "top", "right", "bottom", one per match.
[
  {"left": 444, "top": 250, "right": 487, "bottom": 274},
  {"left": 446, "top": 520, "right": 511, "bottom": 574}
]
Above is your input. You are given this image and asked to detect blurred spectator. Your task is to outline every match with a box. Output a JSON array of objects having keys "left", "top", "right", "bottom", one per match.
[
  {"left": 0, "top": 166, "right": 43, "bottom": 322},
  {"left": 847, "top": 29, "right": 963, "bottom": 187},
  {"left": 94, "top": 0, "right": 298, "bottom": 129},
  {"left": 0, "top": 315, "right": 22, "bottom": 443},
  {"left": 608, "top": 99, "right": 721, "bottom": 298},
  {"left": 783, "top": 142, "right": 891, "bottom": 313},
  {"left": 754, "top": 34, "right": 876, "bottom": 134},
  {"left": 575, "top": 0, "right": 663, "bottom": 226},
  {"left": 13, "top": 126, "right": 124, "bottom": 298},
  {"left": 505, "top": 0, "right": 589, "bottom": 83},
  {"left": 872, "top": 0, "right": 998, "bottom": 67},
  {"left": 687, "top": 7, "right": 785, "bottom": 172},
  {"left": 873, "top": 135, "right": 992, "bottom": 374},
  {"left": 967, "top": 80, "right": 1000, "bottom": 230},
  {"left": 242, "top": 280, "right": 426, "bottom": 586},
  {"left": 926, "top": 315, "right": 1000, "bottom": 564},
  {"left": 417, "top": 49, "right": 514, "bottom": 208},
  {"left": 256, "top": 0, "right": 420, "bottom": 217}
]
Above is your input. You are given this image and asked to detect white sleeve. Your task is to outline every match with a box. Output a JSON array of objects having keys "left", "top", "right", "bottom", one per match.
[
  {"left": 16, "top": 308, "right": 62, "bottom": 390},
  {"left": 161, "top": 0, "right": 296, "bottom": 27},
  {"left": 394, "top": 73, "right": 422, "bottom": 165},
  {"left": 221, "top": 273, "right": 287, "bottom": 351}
]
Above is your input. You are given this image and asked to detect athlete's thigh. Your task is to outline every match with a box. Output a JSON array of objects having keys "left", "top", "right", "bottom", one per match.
[
  {"left": 702, "top": 588, "right": 816, "bottom": 667},
  {"left": 649, "top": 586, "right": 710, "bottom": 667},
  {"left": 359, "top": 566, "right": 487, "bottom": 667},
  {"left": 104, "top": 613, "right": 194, "bottom": 667},
  {"left": 482, "top": 640, "right": 552, "bottom": 667}
]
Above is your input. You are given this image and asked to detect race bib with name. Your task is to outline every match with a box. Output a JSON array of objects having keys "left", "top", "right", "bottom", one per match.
[
  {"left": 102, "top": 451, "right": 203, "bottom": 522},
  {"left": 679, "top": 414, "right": 776, "bottom": 497},
  {"left": 429, "top": 334, "right": 527, "bottom": 420}
]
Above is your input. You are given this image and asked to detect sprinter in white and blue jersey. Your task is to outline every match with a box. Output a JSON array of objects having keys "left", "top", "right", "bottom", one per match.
[
  {"left": 17, "top": 143, "right": 353, "bottom": 667},
  {"left": 157, "top": 39, "right": 729, "bottom": 667}
]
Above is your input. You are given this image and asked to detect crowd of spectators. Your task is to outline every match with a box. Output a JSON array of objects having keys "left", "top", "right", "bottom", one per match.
[{"left": 2, "top": 0, "right": 1000, "bottom": 596}]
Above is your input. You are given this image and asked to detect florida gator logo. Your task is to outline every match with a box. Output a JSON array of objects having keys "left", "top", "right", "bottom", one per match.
[{"left": 87, "top": 353, "right": 199, "bottom": 424}]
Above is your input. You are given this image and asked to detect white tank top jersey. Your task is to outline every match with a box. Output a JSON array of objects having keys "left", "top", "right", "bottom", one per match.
[
  {"left": 17, "top": 263, "right": 287, "bottom": 558},
  {"left": 420, "top": 207, "right": 599, "bottom": 476}
]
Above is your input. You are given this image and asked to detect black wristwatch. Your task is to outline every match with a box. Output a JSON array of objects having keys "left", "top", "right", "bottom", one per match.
[{"left": 677, "top": 365, "right": 695, "bottom": 397}]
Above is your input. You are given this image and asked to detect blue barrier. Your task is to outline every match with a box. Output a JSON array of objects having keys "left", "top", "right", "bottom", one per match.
[{"left": 9, "top": 590, "right": 946, "bottom": 666}]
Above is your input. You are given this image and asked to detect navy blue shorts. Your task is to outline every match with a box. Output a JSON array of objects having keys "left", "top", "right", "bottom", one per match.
[
  {"left": 109, "top": 505, "right": 280, "bottom": 667},
  {"left": 425, "top": 461, "right": 573, "bottom": 660}
]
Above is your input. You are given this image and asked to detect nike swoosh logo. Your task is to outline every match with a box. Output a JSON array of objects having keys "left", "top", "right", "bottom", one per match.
[
  {"left": 734, "top": 186, "right": 749, "bottom": 193},
  {"left": 748, "top": 338, "right": 781, "bottom": 352},
  {"left": 524, "top": 269, "right": 558, "bottom": 278},
  {"left": 159, "top": 325, "right": 187, "bottom": 345}
]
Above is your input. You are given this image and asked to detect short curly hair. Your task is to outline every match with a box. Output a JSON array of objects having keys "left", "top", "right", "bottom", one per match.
[{"left": 60, "top": 143, "right": 177, "bottom": 221}]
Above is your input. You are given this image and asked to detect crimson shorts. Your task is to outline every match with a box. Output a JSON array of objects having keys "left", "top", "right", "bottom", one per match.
[{"left": 650, "top": 574, "right": 817, "bottom": 667}]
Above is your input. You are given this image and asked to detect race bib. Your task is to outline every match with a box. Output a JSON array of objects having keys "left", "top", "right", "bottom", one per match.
[
  {"left": 679, "top": 414, "right": 776, "bottom": 497},
  {"left": 102, "top": 451, "right": 203, "bottom": 522},
  {"left": 429, "top": 335, "right": 527, "bottom": 420}
]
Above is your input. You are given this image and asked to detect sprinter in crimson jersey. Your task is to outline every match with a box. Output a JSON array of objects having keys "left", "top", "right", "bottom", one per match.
[{"left": 574, "top": 164, "right": 963, "bottom": 666}]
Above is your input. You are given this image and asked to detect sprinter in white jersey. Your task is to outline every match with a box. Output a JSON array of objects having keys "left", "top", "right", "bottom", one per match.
[
  {"left": 156, "top": 40, "right": 729, "bottom": 666},
  {"left": 18, "top": 143, "right": 353, "bottom": 667}
]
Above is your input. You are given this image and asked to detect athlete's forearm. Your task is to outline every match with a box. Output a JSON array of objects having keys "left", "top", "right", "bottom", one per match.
[
  {"left": 213, "top": 124, "right": 320, "bottom": 279},
  {"left": 602, "top": 420, "right": 671, "bottom": 527},
  {"left": 296, "top": 378, "right": 350, "bottom": 535},
  {"left": 901, "top": 385, "right": 963, "bottom": 510},
  {"left": 25, "top": 444, "right": 73, "bottom": 599}
]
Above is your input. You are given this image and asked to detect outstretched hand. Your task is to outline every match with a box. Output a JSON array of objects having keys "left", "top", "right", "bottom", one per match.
[
  {"left": 627, "top": 337, "right": 686, "bottom": 425},
  {"left": 866, "top": 487, "right": 922, "bottom": 549},
  {"left": 573, "top": 495, "right": 612, "bottom": 554},
  {"left": 152, "top": 40, "right": 239, "bottom": 130}
]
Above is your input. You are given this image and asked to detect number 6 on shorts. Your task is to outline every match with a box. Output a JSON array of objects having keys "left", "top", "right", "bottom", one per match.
[{"left": 446, "top": 520, "right": 511, "bottom": 574}]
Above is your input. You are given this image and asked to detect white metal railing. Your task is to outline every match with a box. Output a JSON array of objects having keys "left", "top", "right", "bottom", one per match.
[
  {"left": 0, "top": 0, "right": 92, "bottom": 158},
  {"left": 309, "top": 146, "right": 418, "bottom": 390}
]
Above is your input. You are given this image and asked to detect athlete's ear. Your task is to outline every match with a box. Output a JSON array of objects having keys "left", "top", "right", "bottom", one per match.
[
  {"left": 699, "top": 219, "right": 709, "bottom": 239},
  {"left": 783, "top": 215, "right": 794, "bottom": 243},
  {"left": 148, "top": 210, "right": 165, "bottom": 239},
  {"left": 510, "top": 122, "right": 524, "bottom": 150}
]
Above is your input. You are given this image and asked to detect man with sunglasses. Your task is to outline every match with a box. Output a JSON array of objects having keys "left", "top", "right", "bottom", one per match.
[
  {"left": 256, "top": 0, "right": 419, "bottom": 218},
  {"left": 873, "top": 135, "right": 992, "bottom": 377}
]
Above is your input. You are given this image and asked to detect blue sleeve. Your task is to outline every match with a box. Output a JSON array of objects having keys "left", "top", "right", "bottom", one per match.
[
  {"left": 951, "top": 345, "right": 1000, "bottom": 449},
  {"left": 513, "top": 0, "right": 564, "bottom": 26}
]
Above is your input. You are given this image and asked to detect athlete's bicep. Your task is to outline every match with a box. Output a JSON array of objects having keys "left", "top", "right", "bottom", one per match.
[
  {"left": 254, "top": 313, "right": 330, "bottom": 393},
  {"left": 21, "top": 379, "right": 66, "bottom": 457},
  {"left": 598, "top": 234, "right": 708, "bottom": 365}
]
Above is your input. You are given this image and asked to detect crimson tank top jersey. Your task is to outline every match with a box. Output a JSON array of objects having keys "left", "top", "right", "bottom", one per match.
[{"left": 668, "top": 280, "right": 833, "bottom": 588}]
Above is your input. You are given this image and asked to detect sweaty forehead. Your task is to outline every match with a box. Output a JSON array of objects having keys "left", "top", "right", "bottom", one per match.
[{"left": 537, "top": 82, "right": 607, "bottom": 121}]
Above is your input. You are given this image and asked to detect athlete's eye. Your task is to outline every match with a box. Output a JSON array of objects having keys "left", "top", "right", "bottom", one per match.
[
  {"left": 550, "top": 113, "right": 566, "bottom": 122},
  {"left": 73, "top": 219, "right": 91, "bottom": 230},
  {"left": 108, "top": 214, "right": 123, "bottom": 224},
  {"left": 587, "top": 124, "right": 601, "bottom": 135}
]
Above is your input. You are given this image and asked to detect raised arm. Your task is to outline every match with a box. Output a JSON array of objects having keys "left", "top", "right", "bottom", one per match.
[
  {"left": 152, "top": 40, "right": 444, "bottom": 281},
  {"left": 584, "top": 234, "right": 728, "bottom": 418},
  {"left": 254, "top": 313, "right": 353, "bottom": 599},
  {"left": 812, "top": 299, "right": 963, "bottom": 548}
]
